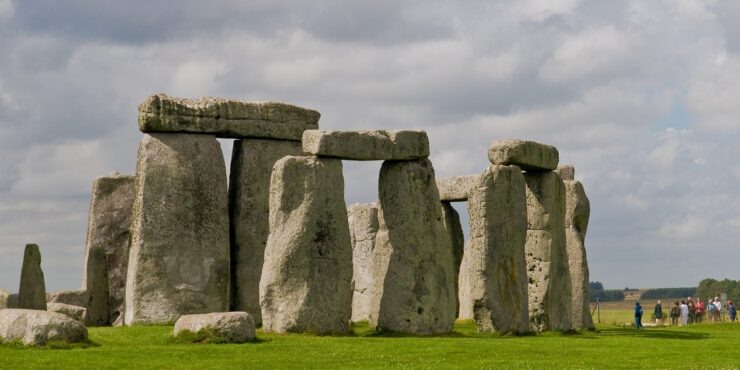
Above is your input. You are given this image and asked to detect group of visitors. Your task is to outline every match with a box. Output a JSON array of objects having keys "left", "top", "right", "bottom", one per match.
[{"left": 649, "top": 297, "right": 737, "bottom": 327}]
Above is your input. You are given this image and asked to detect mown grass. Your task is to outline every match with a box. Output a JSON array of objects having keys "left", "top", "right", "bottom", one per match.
[{"left": 1, "top": 313, "right": 739, "bottom": 369}]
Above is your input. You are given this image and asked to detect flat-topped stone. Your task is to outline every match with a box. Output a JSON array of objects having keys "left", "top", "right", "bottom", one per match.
[
  {"left": 138, "top": 94, "right": 320, "bottom": 140},
  {"left": 46, "top": 289, "right": 89, "bottom": 309},
  {"left": 47, "top": 303, "right": 88, "bottom": 323},
  {"left": 488, "top": 140, "right": 559, "bottom": 171},
  {"left": 302, "top": 130, "right": 429, "bottom": 160},
  {"left": 174, "top": 312, "right": 255, "bottom": 343},
  {"left": 0, "top": 309, "right": 88, "bottom": 346},
  {"left": 436, "top": 175, "right": 480, "bottom": 202}
]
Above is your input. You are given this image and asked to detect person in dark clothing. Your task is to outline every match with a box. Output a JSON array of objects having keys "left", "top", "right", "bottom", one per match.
[
  {"left": 687, "top": 297, "right": 695, "bottom": 324},
  {"left": 635, "top": 302, "right": 644, "bottom": 329},
  {"left": 654, "top": 300, "right": 663, "bottom": 325},
  {"left": 728, "top": 301, "right": 736, "bottom": 322},
  {"left": 670, "top": 301, "right": 680, "bottom": 325}
]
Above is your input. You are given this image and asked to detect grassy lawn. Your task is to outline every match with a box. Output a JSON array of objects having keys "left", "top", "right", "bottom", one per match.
[{"left": 2, "top": 314, "right": 739, "bottom": 369}]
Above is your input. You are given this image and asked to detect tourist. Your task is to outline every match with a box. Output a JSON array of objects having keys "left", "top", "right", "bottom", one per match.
[
  {"left": 687, "top": 297, "right": 695, "bottom": 324},
  {"left": 654, "top": 300, "right": 663, "bottom": 325},
  {"left": 634, "top": 301, "right": 644, "bottom": 329},
  {"left": 715, "top": 297, "right": 723, "bottom": 322},
  {"left": 729, "top": 301, "right": 736, "bottom": 322},
  {"left": 679, "top": 300, "right": 689, "bottom": 326},
  {"left": 707, "top": 299, "right": 717, "bottom": 322},
  {"left": 695, "top": 298, "right": 704, "bottom": 323},
  {"left": 670, "top": 302, "right": 680, "bottom": 325}
]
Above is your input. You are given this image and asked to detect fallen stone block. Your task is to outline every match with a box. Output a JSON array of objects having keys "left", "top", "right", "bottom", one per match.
[
  {"left": 18, "top": 244, "right": 46, "bottom": 311},
  {"left": 436, "top": 175, "right": 480, "bottom": 202},
  {"left": 0, "top": 309, "right": 88, "bottom": 346},
  {"left": 348, "top": 203, "right": 379, "bottom": 322},
  {"left": 302, "top": 130, "right": 429, "bottom": 160},
  {"left": 138, "top": 94, "right": 320, "bottom": 140},
  {"left": 46, "top": 289, "right": 89, "bottom": 309},
  {"left": 47, "top": 303, "right": 88, "bottom": 323},
  {"left": 174, "top": 312, "right": 255, "bottom": 343},
  {"left": 488, "top": 139, "right": 559, "bottom": 171}
]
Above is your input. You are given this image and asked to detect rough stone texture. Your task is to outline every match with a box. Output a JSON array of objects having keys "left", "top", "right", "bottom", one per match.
[
  {"left": 0, "top": 289, "right": 10, "bottom": 309},
  {"left": 436, "top": 175, "right": 479, "bottom": 202},
  {"left": 0, "top": 309, "right": 88, "bottom": 346},
  {"left": 125, "top": 133, "right": 230, "bottom": 325},
  {"left": 524, "top": 171, "right": 572, "bottom": 332},
  {"left": 555, "top": 164, "right": 575, "bottom": 181},
  {"left": 441, "top": 202, "right": 465, "bottom": 317},
  {"left": 82, "top": 172, "right": 135, "bottom": 326},
  {"left": 302, "top": 130, "right": 429, "bottom": 160},
  {"left": 460, "top": 165, "right": 530, "bottom": 333},
  {"left": 18, "top": 244, "right": 46, "bottom": 311},
  {"left": 260, "top": 156, "right": 352, "bottom": 334},
  {"left": 347, "top": 203, "right": 379, "bottom": 322},
  {"left": 138, "top": 94, "right": 320, "bottom": 140},
  {"left": 369, "top": 159, "right": 457, "bottom": 334},
  {"left": 7, "top": 294, "right": 18, "bottom": 309},
  {"left": 563, "top": 179, "right": 593, "bottom": 329},
  {"left": 229, "top": 139, "right": 303, "bottom": 323},
  {"left": 47, "top": 303, "right": 88, "bottom": 323},
  {"left": 488, "top": 140, "right": 559, "bottom": 171},
  {"left": 46, "top": 290, "right": 89, "bottom": 309},
  {"left": 174, "top": 312, "right": 255, "bottom": 343}
]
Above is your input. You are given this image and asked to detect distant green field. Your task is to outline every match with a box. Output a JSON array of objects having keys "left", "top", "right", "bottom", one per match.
[{"left": 2, "top": 315, "right": 739, "bottom": 369}]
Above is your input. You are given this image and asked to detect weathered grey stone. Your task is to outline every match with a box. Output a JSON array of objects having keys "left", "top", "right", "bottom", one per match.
[
  {"left": 82, "top": 172, "right": 135, "bottom": 326},
  {"left": 0, "top": 309, "right": 88, "bottom": 346},
  {"left": 347, "top": 203, "right": 379, "bottom": 322},
  {"left": 0, "top": 289, "right": 10, "bottom": 309},
  {"left": 174, "top": 312, "right": 255, "bottom": 343},
  {"left": 524, "top": 171, "right": 572, "bottom": 332},
  {"left": 260, "top": 156, "right": 352, "bottom": 334},
  {"left": 46, "top": 289, "right": 89, "bottom": 309},
  {"left": 488, "top": 140, "right": 559, "bottom": 171},
  {"left": 138, "top": 94, "right": 320, "bottom": 140},
  {"left": 125, "top": 133, "right": 230, "bottom": 325},
  {"left": 18, "top": 244, "right": 46, "bottom": 311},
  {"left": 436, "top": 175, "right": 480, "bottom": 202},
  {"left": 555, "top": 164, "right": 575, "bottom": 181},
  {"left": 563, "top": 179, "right": 593, "bottom": 329},
  {"left": 461, "top": 165, "right": 530, "bottom": 333},
  {"left": 7, "top": 294, "right": 18, "bottom": 309},
  {"left": 302, "top": 130, "right": 429, "bottom": 160},
  {"left": 47, "top": 303, "right": 88, "bottom": 323},
  {"left": 229, "top": 139, "right": 303, "bottom": 323},
  {"left": 441, "top": 202, "right": 465, "bottom": 318},
  {"left": 369, "top": 159, "right": 457, "bottom": 334}
]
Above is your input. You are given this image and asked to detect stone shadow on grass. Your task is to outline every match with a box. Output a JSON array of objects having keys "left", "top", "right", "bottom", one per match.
[{"left": 598, "top": 328, "right": 709, "bottom": 340}]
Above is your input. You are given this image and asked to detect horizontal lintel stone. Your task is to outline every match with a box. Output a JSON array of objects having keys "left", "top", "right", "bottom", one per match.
[
  {"left": 488, "top": 139, "right": 559, "bottom": 171},
  {"left": 302, "top": 130, "right": 429, "bottom": 160},
  {"left": 436, "top": 175, "right": 480, "bottom": 202}
]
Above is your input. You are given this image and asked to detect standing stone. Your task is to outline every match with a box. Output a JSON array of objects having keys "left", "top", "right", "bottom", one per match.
[
  {"left": 441, "top": 202, "right": 465, "bottom": 317},
  {"left": 229, "top": 139, "right": 303, "bottom": 323},
  {"left": 18, "top": 244, "right": 46, "bottom": 311},
  {"left": 0, "top": 289, "right": 10, "bottom": 309},
  {"left": 260, "top": 156, "right": 352, "bottom": 334},
  {"left": 347, "top": 203, "right": 379, "bottom": 322},
  {"left": 82, "top": 172, "right": 135, "bottom": 326},
  {"left": 369, "top": 159, "right": 457, "bottom": 334},
  {"left": 125, "top": 133, "right": 230, "bottom": 325},
  {"left": 461, "top": 165, "right": 529, "bottom": 333},
  {"left": 524, "top": 171, "right": 572, "bottom": 331},
  {"left": 561, "top": 172, "right": 593, "bottom": 329}
]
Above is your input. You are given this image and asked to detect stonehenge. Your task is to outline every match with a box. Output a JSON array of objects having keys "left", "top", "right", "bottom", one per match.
[
  {"left": 4, "top": 92, "right": 594, "bottom": 338},
  {"left": 0, "top": 309, "right": 88, "bottom": 346}
]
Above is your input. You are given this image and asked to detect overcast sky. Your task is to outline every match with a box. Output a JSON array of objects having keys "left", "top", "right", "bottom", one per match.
[{"left": 2, "top": 0, "right": 740, "bottom": 292}]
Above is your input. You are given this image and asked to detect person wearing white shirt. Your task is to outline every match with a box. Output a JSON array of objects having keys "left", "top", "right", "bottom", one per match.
[
  {"left": 715, "top": 298, "right": 723, "bottom": 321},
  {"left": 679, "top": 301, "right": 689, "bottom": 326}
]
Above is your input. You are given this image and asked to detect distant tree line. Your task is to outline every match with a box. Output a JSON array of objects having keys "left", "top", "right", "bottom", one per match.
[
  {"left": 640, "top": 287, "right": 696, "bottom": 299},
  {"left": 696, "top": 278, "right": 740, "bottom": 301},
  {"left": 588, "top": 281, "right": 625, "bottom": 302}
]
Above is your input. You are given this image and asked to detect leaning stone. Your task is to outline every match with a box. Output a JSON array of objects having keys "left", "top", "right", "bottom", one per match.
[
  {"left": 524, "top": 171, "right": 572, "bottom": 332},
  {"left": 18, "top": 244, "right": 46, "bottom": 311},
  {"left": 369, "top": 159, "right": 457, "bottom": 334},
  {"left": 462, "top": 165, "right": 529, "bottom": 333},
  {"left": 46, "top": 289, "right": 89, "bottom": 309},
  {"left": 138, "top": 94, "right": 320, "bottom": 140},
  {"left": 229, "top": 139, "right": 303, "bottom": 324},
  {"left": 260, "top": 156, "right": 352, "bottom": 334},
  {"left": 47, "top": 303, "right": 88, "bottom": 323},
  {"left": 125, "top": 133, "right": 230, "bottom": 325},
  {"left": 302, "top": 130, "right": 429, "bottom": 160},
  {"left": 0, "top": 309, "right": 88, "bottom": 346},
  {"left": 174, "top": 312, "right": 255, "bottom": 343},
  {"left": 563, "top": 179, "right": 593, "bottom": 329},
  {"left": 555, "top": 164, "right": 575, "bottom": 181},
  {"left": 441, "top": 202, "right": 465, "bottom": 317},
  {"left": 0, "top": 289, "right": 10, "bottom": 309},
  {"left": 488, "top": 140, "right": 559, "bottom": 171},
  {"left": 347, "top": 203, "right": 379, "bottom": 322},
  {"left": 82, "top": 172, "right": 135, "bottom": 326},
  {"left": 436, "top": 175, "right": 480, "bottom": 202}
]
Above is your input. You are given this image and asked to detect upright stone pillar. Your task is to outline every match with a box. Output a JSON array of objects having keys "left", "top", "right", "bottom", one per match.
[
  {"left": 441, "top": 202, "right": 464, "bottom": 317},
  {"left": 462, "top": 165, "right": 529, "bottom": 333},
  {"left": 82, "top": 172, "right": 135, "bottom": 326},
  {"left": 260, "top": 156, "right": 352, "bottom": 334},
  {"left": 348, "top": 203, "right": 380, "bottom": 322},
  {"left": 369, "top": 159, "right": 457, "bottom": 334},
  {"left": 229, "top": 139, "right": 303, "bottom": 323},
  {"left": 18, "top": 244, "right": 46, "bottom": 310},
  {"left": 125, "top": 133, "right": 230, "bottom": 325},
  {"left": 558, "top": 165, "right": 594, "bottom": 329}
]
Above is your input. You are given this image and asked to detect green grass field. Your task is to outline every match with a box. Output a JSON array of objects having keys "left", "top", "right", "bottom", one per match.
[{"left": 2, "top": 312, "right": 739, "bottom": 369}]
